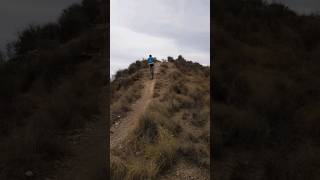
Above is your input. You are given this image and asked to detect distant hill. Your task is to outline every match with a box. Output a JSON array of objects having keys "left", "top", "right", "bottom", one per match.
[
  {"left": 213, "top": 0, "right": 320, "bottom": 179},
  {"left": 110, "top": 56, "right": 210, "bottom": 179}
]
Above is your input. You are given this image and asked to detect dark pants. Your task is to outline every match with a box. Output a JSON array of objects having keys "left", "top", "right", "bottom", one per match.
[{"left": 149, "top": 63, "right": 154, "bottom": 79}]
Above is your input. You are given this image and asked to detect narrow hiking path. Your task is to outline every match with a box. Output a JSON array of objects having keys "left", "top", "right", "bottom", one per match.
[{"left": 110, "top": 63, "right": 160, "bottom": 149}]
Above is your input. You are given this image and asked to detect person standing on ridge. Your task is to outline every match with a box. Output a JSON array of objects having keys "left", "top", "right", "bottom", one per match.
[{"left": 147, "top": 54, "right": 155, "bottom": 79}]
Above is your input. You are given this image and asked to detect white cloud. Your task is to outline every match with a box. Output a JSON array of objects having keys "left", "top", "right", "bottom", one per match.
[
  {"left": 110, "top": 26, "right": 179, "bottom": 75},
  {"left": 111, "top": 0, "right": 210, "bottom": 76}
]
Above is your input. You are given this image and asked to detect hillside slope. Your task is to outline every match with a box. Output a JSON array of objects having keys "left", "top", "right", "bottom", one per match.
[
  {"left": 0, "top": 26, "right": 107, "bottom": 180},
  {"left": 110, "top": 56, "right": 210, "bottom": 179},
  {"left": 111, "top": 63, "right": 160, "bottom": 149},
  {"left": 0, "top": 0, "right": 108, "bottom": 179},
  {"left": 213, "top": 0, "right": 320, "bottom": 179}
]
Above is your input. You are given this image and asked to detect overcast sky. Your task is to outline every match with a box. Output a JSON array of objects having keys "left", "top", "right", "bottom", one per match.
[
  {"left": 110, "top": 0, "right": 210, "bottom": 76},
  {"left": 0, "top": 0, "right": 80, "bottom": 52},
  {"left": 1, "top": 0, "right": 320, "bottom": 70}
]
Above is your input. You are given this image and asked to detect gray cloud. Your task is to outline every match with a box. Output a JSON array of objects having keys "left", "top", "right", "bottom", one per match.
[
  {"left": 0, "top": 0, "right": 81, "bottom": 51},
  {"left": 111, "top": 0, "right": 210, "bottom": 76}
]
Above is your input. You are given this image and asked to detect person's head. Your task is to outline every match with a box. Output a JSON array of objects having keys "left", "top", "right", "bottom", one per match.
[{"left": 149, "top": 54, "right": 152, "bottom": 58}]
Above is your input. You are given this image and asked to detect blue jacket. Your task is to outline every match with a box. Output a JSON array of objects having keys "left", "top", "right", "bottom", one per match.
[{"left": 147, "top": 56, "right": 154, "bottom": 64}]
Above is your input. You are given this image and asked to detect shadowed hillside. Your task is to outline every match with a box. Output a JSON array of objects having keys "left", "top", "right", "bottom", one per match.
[
  {"left": 213, "top": 0, "right": 320, "bottom": 179},
  {"left": 110, "top": 56, "right": 210, "bottom": 179},
  {"left": 0, "top": 0, "right": 107, "bottom": 179}
]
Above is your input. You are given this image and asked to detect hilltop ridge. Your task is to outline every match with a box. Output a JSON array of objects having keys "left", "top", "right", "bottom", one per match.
[{"left": 110, "top": 56, "right": 210, "bottom": 179}]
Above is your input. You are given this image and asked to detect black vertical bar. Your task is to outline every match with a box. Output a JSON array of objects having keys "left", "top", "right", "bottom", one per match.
[
  {"left": 210, "top": 0, "right": 214, "bottom": 179},
  {"left": 105, "top": 0, "right": 110, "bottom": 178}
]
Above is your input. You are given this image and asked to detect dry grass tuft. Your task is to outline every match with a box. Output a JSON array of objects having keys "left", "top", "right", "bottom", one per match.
[
  {"left": 126, "top": 161, "right": 158, "bottom": 180},
  {"left": 111, "top": 157, "right": 128, "bottom": 180}
]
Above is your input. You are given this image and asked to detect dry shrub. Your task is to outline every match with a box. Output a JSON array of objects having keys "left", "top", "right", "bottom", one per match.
[
  {"left": 160, "top": 67, "right": 166, "bottom": 74},
  {"left": 111, "top": 100, "right": 131, "bottom": 123},
  {"left": 185, "top": 132, "right": 199, "bottom": 143},
  {"left": 178, "top": 142, "right": 210, "bottom": 169},
  {"left": 133, "top": 112, "right": 158, "bottom": 144},
  {"left": 126, "top": 161, "right": 157, "bottom": 180},
  {"left": 160, "top": 63, "right": 168, "bottom": 69},
  {"left": 170, "top": 80, "right": 188, "bottom": 95},
  {"left": 120, "top": 103, "right": 181, "bottom": 178},
  {"left": 111, "top": 157, "right": 128, "bottom": 180},
  {"left": 111, "top": 80, "right": 144, "bottom": 124},
  {"left": 199, "top": 129, "right": 210, "bottom": 145},
  {"left": 174, "top": 94, "right": 194, "bottom": 109},
  {"left": 145, "top": 127, "right": 178, "bottom": 173},
  {"left": 190, "top": 107, "right": 210, "bottom": 127},
  {"left": 168, "top": 70, "right": 182, "bottom": 81}
]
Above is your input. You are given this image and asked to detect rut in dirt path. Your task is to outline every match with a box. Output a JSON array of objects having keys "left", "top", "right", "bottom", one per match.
[{"left": 110, "top": 63, "right": 160, "bottom": 149}]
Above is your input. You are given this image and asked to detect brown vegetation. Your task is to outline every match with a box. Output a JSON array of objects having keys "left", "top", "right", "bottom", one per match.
[
  {"left": 111, "top": 56, "right": 210, "bottom": 179},
  {"left": 0, "top": 0, "right": 107, "bottom": 179},
  {"left": 213, "top": 0, "right": 320, "bottom": 179}
]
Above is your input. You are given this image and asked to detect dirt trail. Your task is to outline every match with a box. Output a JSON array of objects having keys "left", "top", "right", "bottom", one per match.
[{"left": 110, "top": 63, "right": 160, "bottom": 149}]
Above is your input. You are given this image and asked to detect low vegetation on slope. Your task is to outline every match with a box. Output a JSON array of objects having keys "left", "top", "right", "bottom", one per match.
[
  {"left": 110, "top": 60, "right": 148, "bottom": 125},
  {"left": 0, "top": 0, "right": 107, "bottom": 179},
  {"left": 111, "top": 56, "right": 210, "bottom": 179},
  {"left": 213, "top": 0, "right": 320, "bottom": 179}
]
